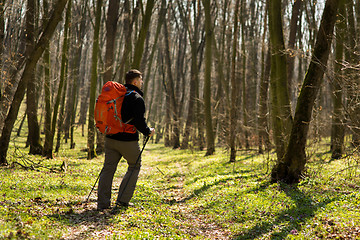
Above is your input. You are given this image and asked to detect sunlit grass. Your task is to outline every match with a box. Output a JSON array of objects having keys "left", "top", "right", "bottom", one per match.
[{"left": 1, "top": 119, "right": 360, "bottom": 239}]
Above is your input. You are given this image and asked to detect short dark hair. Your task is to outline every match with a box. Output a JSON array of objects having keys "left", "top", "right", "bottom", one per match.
[{"left": 125, "top": 69, "right": 142, "bottom": 84}]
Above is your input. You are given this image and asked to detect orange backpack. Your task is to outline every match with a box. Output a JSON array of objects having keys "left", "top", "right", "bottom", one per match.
[{"left": 94, "top": 81, "right": 136, "bottom": 135}]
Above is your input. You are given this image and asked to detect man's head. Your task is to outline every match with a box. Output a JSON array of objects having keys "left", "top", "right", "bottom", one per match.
[{"left": 125, "top": 69, "right": 143, "bottom": 89}]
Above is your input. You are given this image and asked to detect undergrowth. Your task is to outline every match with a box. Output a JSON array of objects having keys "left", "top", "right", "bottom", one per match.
[{"left": 1, "top": 132, "right": 360, "bottom": 239}]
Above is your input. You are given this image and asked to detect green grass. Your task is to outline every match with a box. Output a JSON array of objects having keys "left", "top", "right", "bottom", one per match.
[{"left": 1, "top": 130, "right": 360, "bottom": 239}]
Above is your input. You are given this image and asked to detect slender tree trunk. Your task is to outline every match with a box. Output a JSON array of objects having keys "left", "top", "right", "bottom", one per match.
[
  {"left": 43, "top": 0, "right": 71, "bottom": 158},
  {"left": 25, "top": 0, "right": 43, "bottom": 155},
  {"left": 240, "top": 0, "right": 249, "bottom": 149},
  {"left": 143, "top": 0, "right": 166, "bottom": 96},
  {"left": 131, "top": 0, "right": 155, "bottom": 69},
  {"left": 229, "top": 0, "right": 240, "bottom": 162},
  {"left": 330, "top": 0, "right": 345, "bottom": 159},
  {"left": 55, "top": 0, "right": 71, "bottom": 153},
  {"left": 202, "top": 0, "right": 215, "bottom": 156},
  {"left": 103, "top": 0, "right": 119, "bottom": 83},
  {"left": 87, "top": 0, "right": 102, "bottom": 159},
  {"left": 118, "top": 0, "right": 140, "bottom": 82},
  {"left": 259, "top": 49, "right": 271, "bottom": 153},
  {"left": 42, "top": 0, "right": 53, "bottom": 157},
  {"left": 0, "top": 0, "right": 69, "bottom": 165},
  {"left": 163, "top": 11, "right": 180, "bottom": 149},
  {"left": 268, "top": 0, "right": 293, "bottom": 160},
  {"left": 345, "top": 0, "right": 360, "bottom": 147},
  {"left": 271, "top": 0, "right": 340, "bottom": 184},
  {"left": 287, "top": 0, "right": 302, "bottom": 90},
  {"left": 258, "top": 4, "right": 271, "bottom": 154},
  {"left": 181, "top": 0, "right": 200, "bottom": 150},
  {"left": 0, "top": 0, "right": 4, "bottom": 103}
]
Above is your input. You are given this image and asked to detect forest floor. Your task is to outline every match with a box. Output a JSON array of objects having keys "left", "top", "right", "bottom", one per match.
[{"left": 1, "top": 134, "right": 360, "bottom": 239}]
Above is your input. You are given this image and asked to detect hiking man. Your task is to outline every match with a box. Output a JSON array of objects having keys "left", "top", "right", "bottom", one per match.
[{"left": 97, "top": 69, "right": 155, "bottom": 211}]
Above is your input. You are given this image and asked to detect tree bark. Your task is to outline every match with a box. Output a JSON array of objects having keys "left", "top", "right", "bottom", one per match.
[
  {"left": 229, "top": 0, "right": 240, "bottom": 162},
  {"left": 131, "top": 0, "right": 155, "bottom": 69},
  {"left": 180, "top": 0, "right": 201, "bottom": 149},
  {"left": 163, "top": 9, "right": 180, "bottom": 149},
  {"left": 0, "top": 0, "right": 4, "bottom": 103},
  {"left": 55, "top": 0, "right": 71, "bottom": 153},
  {"left": 271, "top": 0, "right": 340, "bottom": 184},
  {"left": 268, "top": 0, "right": 293, "bottom": 160},
  {"left": 0, "top": 0, "right": 69, "bottom": 165},
  {"left": 25, "top": 0, "right": 43, "bottom": 155},
  {"left": 103, "top": 0, "right": 120, "bottom": 83},
  {"left": 345, "top": 0, "right": 360, "bottom": 147},
  {"left": 330, "top": 0, "right": 345, "bottom": 159},
  {"left": 43, "top": 0, "right": 71, "bottom": 158},
  {"left": 87, "top": 0, "right": 102, "bottom": 159},
  {"left": 202, "top": 0, "right": 215, "bottom": 156},
  {"left": 287, "top": 0, "right": 302, "bottom": 90},
  {"left": 42, "top": 0, "right": 53, "bottom": 157}
]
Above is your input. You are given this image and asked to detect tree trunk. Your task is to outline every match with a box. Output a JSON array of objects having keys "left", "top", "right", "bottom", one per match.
[
  {"left": 43, "top": 0, "right": 71, "bottom": 158},
  {"left": 330, "top": 0, "right": 345, "bottom": 159},
  {"left": 240, "top": 0, "right": 249, "bottom": 150},
  {"left": 42, "top": 0, "right": 53, "bottom": 157},
  {"left": 181, "top": 0, "right": 201, "bottom": 150},
  {"left": 87, "top": 0, "right": 102, "bottom": 159},
  {"left": 0, "top": 0, "right": 4, "bottom": 103},
  {"left": 345, "top": 0, "right": 360, "bottom": 147},
  {"left": 103, "top": 0, "right": 119, "bottom": 83},
  {"left": 143, "top": 0, "right": 166, "bottom": 96},
  {"left": 0, "top": 0, "right": 69, "bottom": 165},
  {"left": 55, "top": 0, "right": 71, "bottom": 153},
  {"left": 229, "top": 0, "right": 240, "bottom": 162},
  {"left": 268, "top": 0, "right": 293, "bottom": 160},
  {"left": 25, "top": 0, "right": 43, "bottom": 155},
  {"left": 287, "top": 0, "right": 302, "bottom": 90},
  {"left": 131, "top": 0, "right": 155, "bottom": 69},
  {"left": 271, "top": 0, "right": 340, "bottom": 184},
  {"left": 118, "top": 0, "right": 140, "bottom": 82},
  {"left": 163, "top": 10, "right": 180, "bottom": 149},
  {"left": 202, "top": 0, "right": 215, "bottom": 156},
  {"left": 258, "top": 49, "right": 271, "bottom": 153}
]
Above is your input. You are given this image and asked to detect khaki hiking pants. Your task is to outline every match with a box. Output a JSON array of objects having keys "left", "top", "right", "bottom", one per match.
[{"left": 97, "top": 138, "right": 141, "bottom": 209}]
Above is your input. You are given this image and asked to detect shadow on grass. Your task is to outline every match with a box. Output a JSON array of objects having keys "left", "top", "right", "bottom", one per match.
[
  {"left": 47, "top": 206, "right": 117, "bottom": 238},
  {"left": 233, "top": 183, "right": 338, "bottom": 240},
  {"left": 167, "top": 171, "right": 258, "bottom": 205}
]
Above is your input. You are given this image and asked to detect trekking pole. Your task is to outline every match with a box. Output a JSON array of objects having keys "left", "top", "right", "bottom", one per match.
[
  {"left": 86, "top": 167, "right": 104, "bottom": 203},
  {"left": 117, "top": 135, "right": 150, "bottom": 202}
]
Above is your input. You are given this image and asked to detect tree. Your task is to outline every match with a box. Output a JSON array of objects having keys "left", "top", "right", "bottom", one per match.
[
  {"left": 103, "top": 0, "right": 120, "bottom": 83},
  {"left": 162, "top": 7, "right": 180, "bottom": 149},
  {"left": 131, "top": 0, "right": 155, "bottom": 69},
  {"left": 43, "top": 0, "right": 71, "bottom": 158},
  {"left": 268, "top": 0, "right": 293, "bottom": 160},
  {"left": 179, "top": 0, "right": 201, "bottom": 150},
  {"left": 0, "top": 0, "right": 69, "bottom": 165},
  {"left": 25, "top": 0, "right": 43, "bottom": 155},
  {"left": 202, "top": 0, "right": 215, "bottom": 156},
  {"left": 229, "top": 0, "right": 240, "bottom": 162},
  {"left": 271, "top": 0, "right": 341, "bottom": 184},
  {"left": 330, "top": 0, "right": 346, "bottom": 159},
  {"left": 0, "top": 0, "right": 4, "bottom": 102},
  {"left": 87, "top": 0, "right": 102, "bottom": 159}
]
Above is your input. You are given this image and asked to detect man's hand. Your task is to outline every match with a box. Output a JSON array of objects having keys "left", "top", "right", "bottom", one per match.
[{"left": 149, "top": 128, "right": 155, "bottom": 137}]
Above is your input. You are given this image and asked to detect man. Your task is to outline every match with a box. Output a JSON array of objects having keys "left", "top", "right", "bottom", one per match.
[{"left": 97, "top": 69, "right": 155, "bottom": 211}]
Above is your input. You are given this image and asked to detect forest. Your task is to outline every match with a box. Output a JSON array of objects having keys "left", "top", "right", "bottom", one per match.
[
  {"left": 1, "top": 0, "right": 360, "bottom": 238},
  {"left": 1, "top": 0, "right": 359, "bottom": 182}
]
